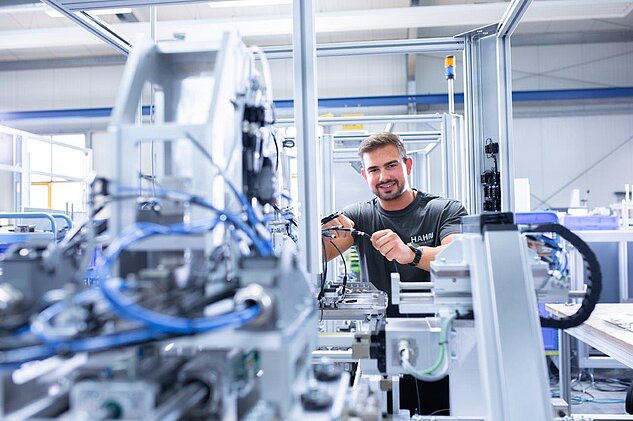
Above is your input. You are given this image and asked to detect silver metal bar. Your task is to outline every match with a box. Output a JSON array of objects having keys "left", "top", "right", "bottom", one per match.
[
  {"left": 276, "top": 114, "right": 444, "bottom": 126},
  {"left": 39, "top": 1, "right": 132, "bottom": 55},
  {"left": 321, "top": 134, "right": 336, "bottom": 280},
  {"left": 55, "top": 0, "right": 209, "bottom": 10},
  {"left": 559, "top": 330, "right": 571, "bottom": 414},
  {"left": 462, "top": 33, "right": 481, "bottom": 214},
  {"left": 293, "top": 0, "right": 321, "bottom": 279},
  {"left": 399, "top": 282, "right": 434, "bottom": 289},
  {"left": 312, "top": 349, "right": 354, "bottom": 361},
  {"left": 399, "top": 292, "right": 434, "bottom": 299},
  {"left": 332, "top": 130, "right": 442, "bottom": 139},
  {"left": 497, "top": 36, "right": 515, "bottom": 212},
  {"left": 263, "top": 37, "right": 464, "bottom": 60},
  {"left": 497, "top": 0, "right": 534, "bottom": 38},
  {"left": 151, "top": 383, "right": 207, "bottom": 421},
  {"left": 619, "top": 241, "right": 629, "bottom": 301}
]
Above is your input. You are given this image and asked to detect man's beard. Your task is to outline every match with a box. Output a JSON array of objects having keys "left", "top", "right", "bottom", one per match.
[{"left": 373, "top": 179, "right": 405, "bottom": 201}]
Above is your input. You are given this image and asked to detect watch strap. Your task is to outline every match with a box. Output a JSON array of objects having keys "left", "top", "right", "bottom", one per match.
[{"left": 407, "top": 243, "right": 422, "bottom": 267}]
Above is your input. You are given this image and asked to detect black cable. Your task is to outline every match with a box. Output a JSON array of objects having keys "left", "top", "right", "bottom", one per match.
[
  {"left": 330, "top": 241, "right": 348, "bottom": 300},
  {"left": 318, "top": 239, "right": 328, "bottom": 301},
  {"left": 271, "top": 129, "right": 280, "bottom": 172},
  {"left": 428, "top": 408, "right": 449, "bottom": 416},
  {"left": 530, "top": 223, "right": 602, "bottom": 329},
  {"left": 324, "top": 226, "right": 399, "bottom": 273}
]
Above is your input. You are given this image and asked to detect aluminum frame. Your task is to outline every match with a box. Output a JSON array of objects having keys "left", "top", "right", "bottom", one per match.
[
  {"left": 39, "top": 0, "right": 132, "bottom": 55},
  {"left": 293, "top": 0, "right": 321, "bottom": 279},
  {"left": 461, "top": 0, "right": 534, "bottom": 213}
]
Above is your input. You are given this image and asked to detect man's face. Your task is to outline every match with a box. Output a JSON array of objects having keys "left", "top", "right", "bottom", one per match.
[{"left": 360, "top": 145, "right": 412, "bottom": 201}]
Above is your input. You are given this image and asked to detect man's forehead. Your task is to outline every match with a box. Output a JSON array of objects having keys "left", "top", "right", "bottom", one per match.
[{"left": 361, "top": 145, "right": 402, "bottom": 167}]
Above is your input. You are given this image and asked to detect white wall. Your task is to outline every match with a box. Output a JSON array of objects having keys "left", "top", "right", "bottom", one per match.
[
  {"left": 514, "top": 114, "right": 633, "bottom": 209},
  {"left": 0, "top": 65, "right": 125, "bottom": 111}
]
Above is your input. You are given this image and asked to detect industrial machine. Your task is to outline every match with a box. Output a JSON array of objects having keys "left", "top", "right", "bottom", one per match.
[
  {"left": 0, "top": 33, "right": 346, "bottom": 420},
  {"left": 318, "top": 213, "right": 602, "bottom": 420}
]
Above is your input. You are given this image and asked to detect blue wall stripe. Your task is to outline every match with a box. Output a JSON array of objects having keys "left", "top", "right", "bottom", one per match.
[{"left": 1, "top": 87, "right": 632, "bottom": 120}]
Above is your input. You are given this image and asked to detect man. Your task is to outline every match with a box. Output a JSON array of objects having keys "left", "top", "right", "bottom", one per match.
[
  {"left": 322, "top": 132, "right": 467, "bottom": 311},
  {"left": 321, "top": 131, "right": 467, "bottom": 415}
]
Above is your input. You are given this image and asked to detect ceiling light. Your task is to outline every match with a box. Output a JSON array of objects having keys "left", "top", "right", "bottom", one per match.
[
  {"left": 208, "top": 0, "right": 291, "bottom": 9},
  {"left": 45, "top": 7, "right": 132, "bottom": 18}
]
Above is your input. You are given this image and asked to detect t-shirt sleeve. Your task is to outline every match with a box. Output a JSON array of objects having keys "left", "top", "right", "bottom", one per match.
[
  {"left": 341, "top": 203, "right": 360, "bottom": 224},
  {"left": 342, "top": 203, "right": 364, "bottom": 246},
  {"left": 438, "top": 200, "right": 469, "bottom": 241}
]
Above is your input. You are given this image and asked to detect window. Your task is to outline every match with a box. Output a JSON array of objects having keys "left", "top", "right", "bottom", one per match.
[{"left": 27, "top": 133, "right": 91, "bottom": 213}]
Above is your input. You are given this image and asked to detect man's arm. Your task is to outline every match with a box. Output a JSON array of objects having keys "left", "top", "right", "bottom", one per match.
[
  {"left": 414, "top": 234, "right": 458, "bottom": 271},
  {"left": 371, "top": 231, "right": 459, "bottom": 271},
  {"left": 321, "top": 214, "right": 355, "bottom": 261}
]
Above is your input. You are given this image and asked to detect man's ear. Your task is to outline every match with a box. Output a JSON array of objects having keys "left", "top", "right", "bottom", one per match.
[
  {"left": 361, "top": 167, "right": 367, "bottom": 181},
  {"left": 405, "top": 157, "right": 413, "bottom": 175}
]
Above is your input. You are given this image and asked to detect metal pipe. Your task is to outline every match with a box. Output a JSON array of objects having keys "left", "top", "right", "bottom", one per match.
[
  {"left": 38, "top": 1, "right": 131, "bottom": 55},
  {"left": 559, "top": 331, "right": 571, "bottom": 414},
  {"left": 0, "top": 212, "right": 58, "bottom": 241},
  {"left": 50, "top": 213, "right": 73, "bottom": 231},
  {"left": 263, "top": 37, "right": 464, "bottom": 59},
  {"left": 293, "top": 0, "right": 321, "bottom": 280},
  {"left": 276, "top": 114, "right": 444, "bottom": 126},
  {"left": 312, "top": 349, "right": 354, "bottom": 361},
  {"left": 151, "top": 383, "right": 207, "bottom": 421},
  {"left": 498, "top": 0, "right": 534, "bottom": 38}
]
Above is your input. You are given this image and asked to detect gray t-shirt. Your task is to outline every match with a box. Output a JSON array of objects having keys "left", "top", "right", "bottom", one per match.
[{"left": 343, "top": 191, "right": 467, "bottom": 314}]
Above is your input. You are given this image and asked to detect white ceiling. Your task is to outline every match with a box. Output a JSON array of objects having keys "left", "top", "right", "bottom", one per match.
[{"left": 0, "top": 0, "right": 632, "bottom": 63}]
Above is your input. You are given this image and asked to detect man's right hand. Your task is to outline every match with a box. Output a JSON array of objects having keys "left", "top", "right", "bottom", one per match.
[{"left": 321, "top": 214, "right": 355, "bottom": 241}]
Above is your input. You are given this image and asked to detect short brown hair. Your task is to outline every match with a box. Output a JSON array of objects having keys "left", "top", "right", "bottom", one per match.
[{"left": 358, "top": 132, "right": 407, "bottom": 161}]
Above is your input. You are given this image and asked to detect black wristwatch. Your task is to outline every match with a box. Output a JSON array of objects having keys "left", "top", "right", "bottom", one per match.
[{"left": 407, "top": 243, "right": 423, "bottom": 267}]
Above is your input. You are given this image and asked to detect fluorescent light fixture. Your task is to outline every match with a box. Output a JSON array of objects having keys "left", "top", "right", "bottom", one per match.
[
  {"left": 46, "top": 7, "right": 132, "bottom": 18},
  {"left": 208, "top": 0, "right": 291, "bottom": 9}
]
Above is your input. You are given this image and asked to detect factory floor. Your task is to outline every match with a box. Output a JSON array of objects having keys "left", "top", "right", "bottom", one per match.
[{"left": 550, "top": 366, "right": 633, "bottom": 417}]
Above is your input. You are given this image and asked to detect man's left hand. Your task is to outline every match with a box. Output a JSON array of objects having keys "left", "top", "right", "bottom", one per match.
[{"left": 370, "top": 229, "right": 415, "bottom": 264}]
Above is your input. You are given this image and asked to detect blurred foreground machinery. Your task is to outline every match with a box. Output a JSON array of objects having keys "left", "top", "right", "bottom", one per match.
[{"left": 0, "top": 32, "right": 342, "bottom": 420}]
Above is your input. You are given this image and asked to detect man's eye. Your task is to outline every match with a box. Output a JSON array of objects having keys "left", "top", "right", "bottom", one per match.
[
  {"left": 387, "top": 163, "right": 397, "bottom": 169},
  {"left": 368, "top": 169, "right": 377, "bottom": 173}
]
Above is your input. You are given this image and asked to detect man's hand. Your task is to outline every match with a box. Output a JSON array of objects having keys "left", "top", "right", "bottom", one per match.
[
  {"left": 321, "top": 214, "right": 355, "bottom": 241},
  {"left": 370, "top": 229, "right": 415, "bottom": 264}
]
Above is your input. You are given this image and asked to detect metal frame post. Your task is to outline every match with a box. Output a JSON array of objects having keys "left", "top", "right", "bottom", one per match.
[
  {"left": 559, "top": 330, "right": 571, "bottom": 414},
  {"left": 467, "top": 230, "right": 553, "bottom": 421},
  {"left": 293, "top": 0, "right": 321, "bottom": 279},
  {"left": 461, "top": 0, "right": 533, "bottom": 214},
  {"left": 321, "top": 134, "right": 337, "bottom": 281}
]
